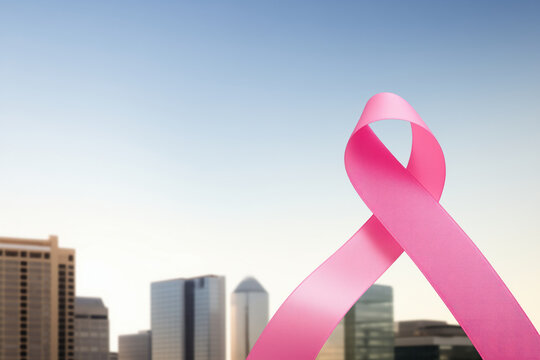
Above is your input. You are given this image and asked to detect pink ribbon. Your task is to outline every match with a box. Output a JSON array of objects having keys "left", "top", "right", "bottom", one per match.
[{"left": 247, "top": 93, "right": 540, "bottom": 360}]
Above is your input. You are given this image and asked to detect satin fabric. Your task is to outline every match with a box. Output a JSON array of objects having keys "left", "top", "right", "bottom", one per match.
[{"left": 247, "top": 93, "right": 540, "bottom": 360}]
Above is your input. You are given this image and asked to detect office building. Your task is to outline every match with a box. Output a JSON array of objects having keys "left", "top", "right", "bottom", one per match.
[
  {"left": 118, "top": 330, "right": 151, "bottom": 360},
  {"left": 230, "top": 277, "right": 269, "bottom": 360},
  {"left": 394, "top": 320, "right": 481, "bottom": 360},
  {"left": 75, "top": 297, "right": 109, "bottom": 360},
  {"left": 0, "top": 235, "right": 75, "bottom": 360},
  {"left": 151, "top": 275, "right": 225, "bottom": 360},
  {"left": 317, "top": 284, "right": 394, "bottom": 360}
]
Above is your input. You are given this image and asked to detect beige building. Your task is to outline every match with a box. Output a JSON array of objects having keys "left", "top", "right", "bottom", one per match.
[
  {"left": 118, "top": 330, "right": 151, "bottom": 360},
  {"left": 0, "top": 235, "right": 75, "bottom": 360}
]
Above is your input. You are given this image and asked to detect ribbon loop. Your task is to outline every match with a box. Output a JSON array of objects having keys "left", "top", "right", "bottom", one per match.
[{"left": 248, "top": 93, "right": 540, "bottom": 360}]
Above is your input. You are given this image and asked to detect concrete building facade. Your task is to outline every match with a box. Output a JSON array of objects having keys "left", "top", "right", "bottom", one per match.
[
  {"left": 0, "top": 235, "right": 75, "bottom": 360},
  {"left": 75, "top": 297, "right": 109, "bottom": 360},
  {"left": 118, "top": 330, "right": 151, "bottom": 360}
]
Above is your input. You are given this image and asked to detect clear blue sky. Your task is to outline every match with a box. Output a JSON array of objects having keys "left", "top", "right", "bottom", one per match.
[{"left": 1, "top": 0, "right": 540, "bottom": 353}]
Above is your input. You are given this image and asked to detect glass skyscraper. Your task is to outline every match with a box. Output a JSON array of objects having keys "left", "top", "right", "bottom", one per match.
[
  {"left": 151, "top": 279, "right": 185, "bottom": 360},
  {"left": 317, "top": 284, "right": 394, "bottom": 360},
  {"left": 345, "top": 284, "right": 394, "bottom": 360},
  {"left": 230, "top": 277, "right": 269, "bottom": 360},
  {"left": 151, "top": 275, "right": 225, "bottom": 360}
]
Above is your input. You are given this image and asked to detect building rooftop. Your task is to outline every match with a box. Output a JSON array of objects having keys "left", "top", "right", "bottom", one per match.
[
  {"left": 0, "top": 235, "right": 58, "bottom": 250},
  {"left": 75, "top": 297, "right": 108, "bottom": 316},
  {"left": 396, "top": 320, "right": 466, "bottom": 338},
  {"left": 151, "top": 274, "right": 224, "bottom": 286},
  {"left": 395, "top": 336, "right": 473, "bottom": 347},
  {"left": 234, "top": 277, "right": 267, "bottom": 293}
]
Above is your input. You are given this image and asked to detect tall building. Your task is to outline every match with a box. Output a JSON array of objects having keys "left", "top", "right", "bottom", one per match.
[
  {"left": 118, "top": 330, "right": 151, "bottom": 360},
  {"left": 0, "top": 235, "right": 75, "bottom": 360},
  {"left": 230, "top": 277, "right": 269, "bottom": 360},
  {"left": 151, "top": 275, "right": 225, "bottom": 360},
  {"left": 345, "top": 284, "right": 394, "bottom": 359},
  {"left": 317, "top": 284, "right": 394, "bottom": 360},
  {"left": 74, "top": 297, "right": 109, "bottom": 360},
  {"left": 394, "top": 320, "right": 481, "bottom": 360}
]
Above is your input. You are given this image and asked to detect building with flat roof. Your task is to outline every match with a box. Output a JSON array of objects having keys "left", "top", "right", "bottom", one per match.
[
  {"left": 230, "top": 277, "right": 268, "bottom": 360},
  {"left": 394, "top": 320, "right": 481, "bottom": 360},
  {"left": 118, "top": 330, "right": 151, "bottom": 360},
  {"left": 151, "top": 275, "right": 225, "bottom": 360},
  {"left": 75, "top": 297, "right": 109, "bottom": 360},
  {"left": 0, "top": 235, "right": 75, "bottom": 360}
]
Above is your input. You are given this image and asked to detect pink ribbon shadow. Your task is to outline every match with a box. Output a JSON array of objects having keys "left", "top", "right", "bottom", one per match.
[{"left": 247, "top": 93, "right": 540, "bottom": 360}]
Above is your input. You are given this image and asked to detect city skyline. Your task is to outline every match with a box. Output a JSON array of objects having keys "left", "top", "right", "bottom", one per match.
[
  {"left": 0, "top": 234, "right": 500, "bottom": 360},
  {"left": 1, "top": 0, "right": 540, "bottom": 355}
]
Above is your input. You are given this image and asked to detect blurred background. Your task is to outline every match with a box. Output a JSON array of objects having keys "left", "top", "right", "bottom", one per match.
[{"left": 1, "top": 1, "right": 539, "bottom": 359}]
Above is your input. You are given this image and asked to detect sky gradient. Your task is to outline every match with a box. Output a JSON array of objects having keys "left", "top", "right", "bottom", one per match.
[{"left": 1, "top": 0, "right": 540, "bottom": 354}]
